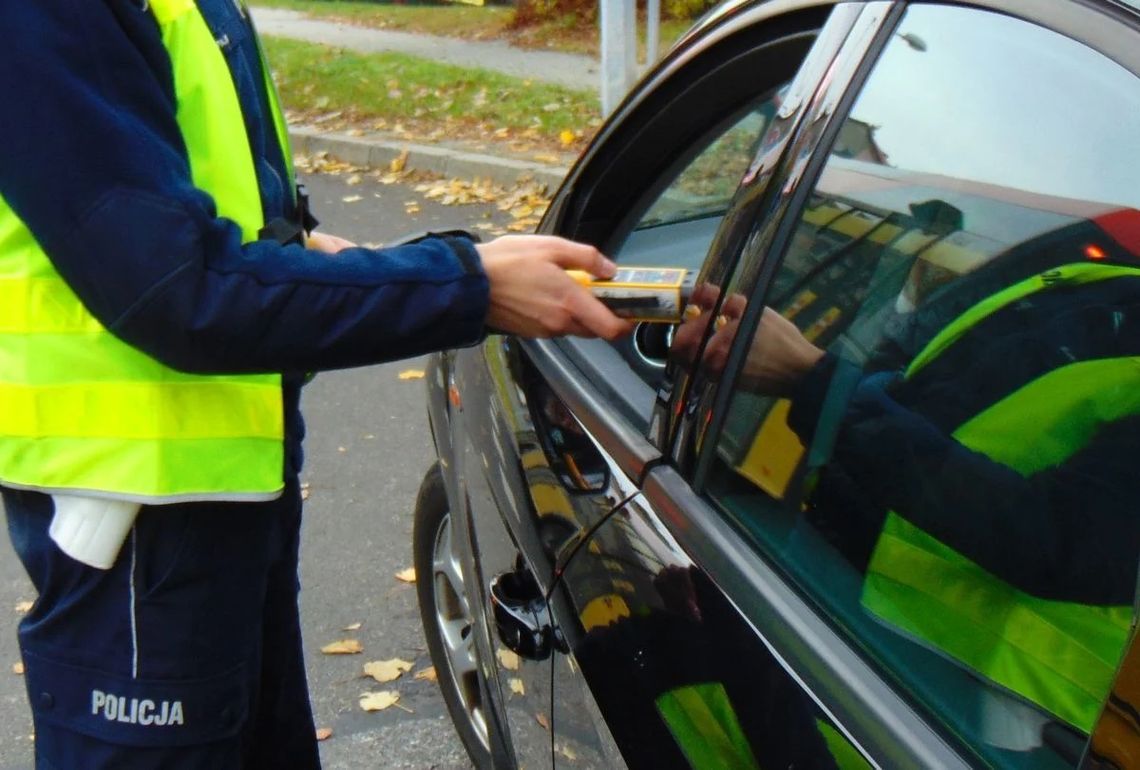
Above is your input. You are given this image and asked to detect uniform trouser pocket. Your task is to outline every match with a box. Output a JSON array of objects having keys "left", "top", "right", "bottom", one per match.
[
  {"left": 23, "top": 650, "right": 249, "bottom": 769},
  {"left": 3, "top": 482, "right": 321, "bottom": 770}
]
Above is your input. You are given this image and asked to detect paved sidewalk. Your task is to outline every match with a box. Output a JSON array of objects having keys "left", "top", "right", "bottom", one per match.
[
  {"left": 252, "top": 7, "right": 600, "bottom": 92},
  {"left": 252, "top": 6, "right": 586, "bottom": 189}
]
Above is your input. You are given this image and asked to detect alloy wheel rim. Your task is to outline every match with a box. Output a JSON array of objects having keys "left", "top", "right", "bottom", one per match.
[{"left": 431, "top": 511, "right": 490, "bottom": 751}]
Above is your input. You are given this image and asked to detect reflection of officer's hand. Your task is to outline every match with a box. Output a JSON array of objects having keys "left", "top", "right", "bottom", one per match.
[
  {"left": 669, "top": 284, "right": 747, "bottom": 380},
  {"left": 741, "top": 307, "right": 824, "bottom": 395},
  {"left": 669, "top": 283, "right": 719, "bottom": 370},
  {"left": 653, "top": 565, "right": 702, "bottom": 623}
]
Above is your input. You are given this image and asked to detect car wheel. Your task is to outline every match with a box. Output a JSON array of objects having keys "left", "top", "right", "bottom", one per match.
[{"left": 413, "top": 463, "right": 493, "bottom": 769}]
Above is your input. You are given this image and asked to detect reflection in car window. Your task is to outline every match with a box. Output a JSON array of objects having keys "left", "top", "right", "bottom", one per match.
[
  {"left": 637, "top": 99, "right": 778, "bottom": 231},
  {"left": 613, "top": 93, "right": 782, "bottom": 271},
  {"left": 687, "top": 6, "right": 1140, "bottom": 768}
]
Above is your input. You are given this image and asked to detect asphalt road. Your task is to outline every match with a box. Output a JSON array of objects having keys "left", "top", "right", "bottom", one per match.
[{"left": 0, "top": 169, "right": 518, "bottom": 769}]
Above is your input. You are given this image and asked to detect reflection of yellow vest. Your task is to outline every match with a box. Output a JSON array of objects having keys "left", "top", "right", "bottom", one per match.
[
  {"left": 656, "top": 683, "right": 871, "bottom": 769},
  {"left": 863, "top": 263, "right": 1140, "bottom": 733},
  {"left": 0, "top": 0, "right": 295, "bottom": 502}
]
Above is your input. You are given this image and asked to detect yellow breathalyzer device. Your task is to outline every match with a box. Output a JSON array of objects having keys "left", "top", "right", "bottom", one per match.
[{"left": 566, "top": 267, "right": 695, "bottom": 323}]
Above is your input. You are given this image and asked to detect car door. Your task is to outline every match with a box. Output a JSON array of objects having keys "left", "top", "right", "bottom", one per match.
[
  {"left": 660, "top": 1, "right": 1140, "bottom": 769},
  {"left": 510, "top": 3, "right": 904, "bottom": 768},
  {"left": 450, "top": 2, "right": 865, "bottom": 767}
]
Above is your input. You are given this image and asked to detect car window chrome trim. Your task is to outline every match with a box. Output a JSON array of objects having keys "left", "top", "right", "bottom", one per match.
[
  {"left": 643, "top": 464, "right": 973, "bottom": 768},
  {"left": 521, "top": 338, "right": 660, "bottom": 484},
  {"left": 686, "top": 0, "right": 901, "bottom": 485}
]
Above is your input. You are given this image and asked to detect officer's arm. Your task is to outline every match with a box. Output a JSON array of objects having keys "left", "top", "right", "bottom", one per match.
[
  {"left": 0, "top": 1, "right": 494, "bottom": 374},
  {"left": 831, "top": 379, "right": 1140, "bottom": 606}
]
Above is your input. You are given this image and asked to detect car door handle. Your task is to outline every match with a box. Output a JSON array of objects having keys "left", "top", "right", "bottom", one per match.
[{"left": 489, "top": 568, "right": 567, "bottom": 661}]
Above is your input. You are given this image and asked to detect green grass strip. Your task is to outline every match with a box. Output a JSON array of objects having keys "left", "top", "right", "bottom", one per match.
[{"left": 263, "top": 36, "right": 600, "bottom": 137}]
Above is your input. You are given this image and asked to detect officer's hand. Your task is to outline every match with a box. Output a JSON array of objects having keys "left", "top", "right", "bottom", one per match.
[
  {"left": 477, "top": 235, "right": 633, "bottom": 340},
  {"left": 307, "top": 231, "right": 357, "bottom": 253},
  {"left": 741, "top": 307, "right": 825, "bottom": 394}
]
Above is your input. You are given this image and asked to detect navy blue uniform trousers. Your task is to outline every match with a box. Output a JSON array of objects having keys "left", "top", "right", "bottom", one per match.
[{"left": 2, "top": 480, "right": 321, "bottom": 769}]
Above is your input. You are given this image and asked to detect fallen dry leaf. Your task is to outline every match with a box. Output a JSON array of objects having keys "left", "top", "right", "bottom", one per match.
[
  {"left": 394, "top": 567, "right": 416, "bottom": 583},
  {"left": 300, "top": 482, "right": 311, "bottom": 501},
  {"left": 364, "top": 658, "right": 413, "bottom": 684},
  {"left": 404, "top": 201, "right": 421, "bottom": 214},
  {"left": 346, "top": 174, "right": 363, "bottom": 186},
  {"left": 321, "top": 639, "right": 363, "bottom": 655},
  {"left": 508, "top": 678, "right": 525, "bottom": 696},
  {"left": 343, "top": 622, "right": 362, "bottom": 632},
  {"left": 398, "top": 369, "right": 425, "bottom": 381},
  {"left": 359, "top": 690, "right": 400, "bottom": 712},
  {"left": 341, "top": 195, "right": 363, "bottom": 203},
  {"left": 496, "top": 649, "right": 520, "bottom": 671},
  {"left": 14, "top": 601, "right": 32, "bottom": 614},
  {"left": 12, "top": 662, "right": 24, "bottom": 675},
  {"left": 536, "top": 712, "right": 550, "bottom": 730},
  {"left": 315, "top": 727, "right": 333, "bottom": 741},
  {"left": 557, "top": 743, "right": 578, "bottom": 760},
  {"left": 559, "top": 129, "right": 576, "bottom": 147},
  {"left": 413, "top": 666, "right": 437, "bottom": 682},
  {"left": 389, "top": 149, "right": 409, "bottom": 173}
]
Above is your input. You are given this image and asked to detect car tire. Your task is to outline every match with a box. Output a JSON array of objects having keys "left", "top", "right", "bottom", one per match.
[{"left": 413, "top": 463, "right": 494, "bottom": 770}]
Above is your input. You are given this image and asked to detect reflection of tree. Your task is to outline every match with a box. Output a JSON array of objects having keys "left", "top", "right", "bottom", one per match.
[{"left": 831, "top": 119, "right": 890, "bottom": 165}]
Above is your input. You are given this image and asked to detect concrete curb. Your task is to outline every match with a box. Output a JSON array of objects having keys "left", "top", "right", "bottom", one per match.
[{"left": 289, "top": 126, "right": 572, "bottom": 192}]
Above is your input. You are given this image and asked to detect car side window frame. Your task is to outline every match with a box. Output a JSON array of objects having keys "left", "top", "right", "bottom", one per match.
[{"left": 541, "top": 3, "right": 834, "bottom": 437}]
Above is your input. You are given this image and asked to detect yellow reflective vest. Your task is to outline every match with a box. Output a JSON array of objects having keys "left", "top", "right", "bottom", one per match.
[
  {"left": 0, "top": 0, "right": 293, "bottom": 503},
  {"left": 862, "top": 262, "right": 1140, "bottom": 733}
]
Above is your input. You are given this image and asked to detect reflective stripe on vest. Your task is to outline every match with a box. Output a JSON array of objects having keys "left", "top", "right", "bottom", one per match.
[
  {"left": 655, "top": 683, "right": 762, "bottom": 770},
  {"left": 656, "top": 684, "right": 872, "bottom": 770},
  {"left": 0, "top": 0, "right": 284, "bottom": 502},
  {"left": 816, "top": 720, "right": 872, "bottom": 770},
  {"left": 862, "top": 263, "right": 1140, "bottom": 732}
]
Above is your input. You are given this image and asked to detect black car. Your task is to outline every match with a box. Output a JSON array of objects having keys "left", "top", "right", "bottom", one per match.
[{"left": 413, "top": 0, "right": 1140, "bottom": 767}]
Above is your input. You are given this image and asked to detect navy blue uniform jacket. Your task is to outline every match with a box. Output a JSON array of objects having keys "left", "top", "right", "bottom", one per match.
[{"left": 0, "top": 0, "right": 490, "bottom": 472}]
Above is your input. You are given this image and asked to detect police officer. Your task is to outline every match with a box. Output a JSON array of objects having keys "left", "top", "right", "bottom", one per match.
[{"left": 0, "top": 1, "right": 629, "bottom": 767}]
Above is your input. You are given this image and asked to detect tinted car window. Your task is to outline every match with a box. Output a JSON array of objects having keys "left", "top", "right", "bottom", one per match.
[
  {"left": 595, "top": 89, "right": 789, "bottom": 394},
  {"left": 691, "top": 6, "right": 1140, "bottom": 767},
  {"left": 633, "top": 99, "right": 778, "bottom": 237}
]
